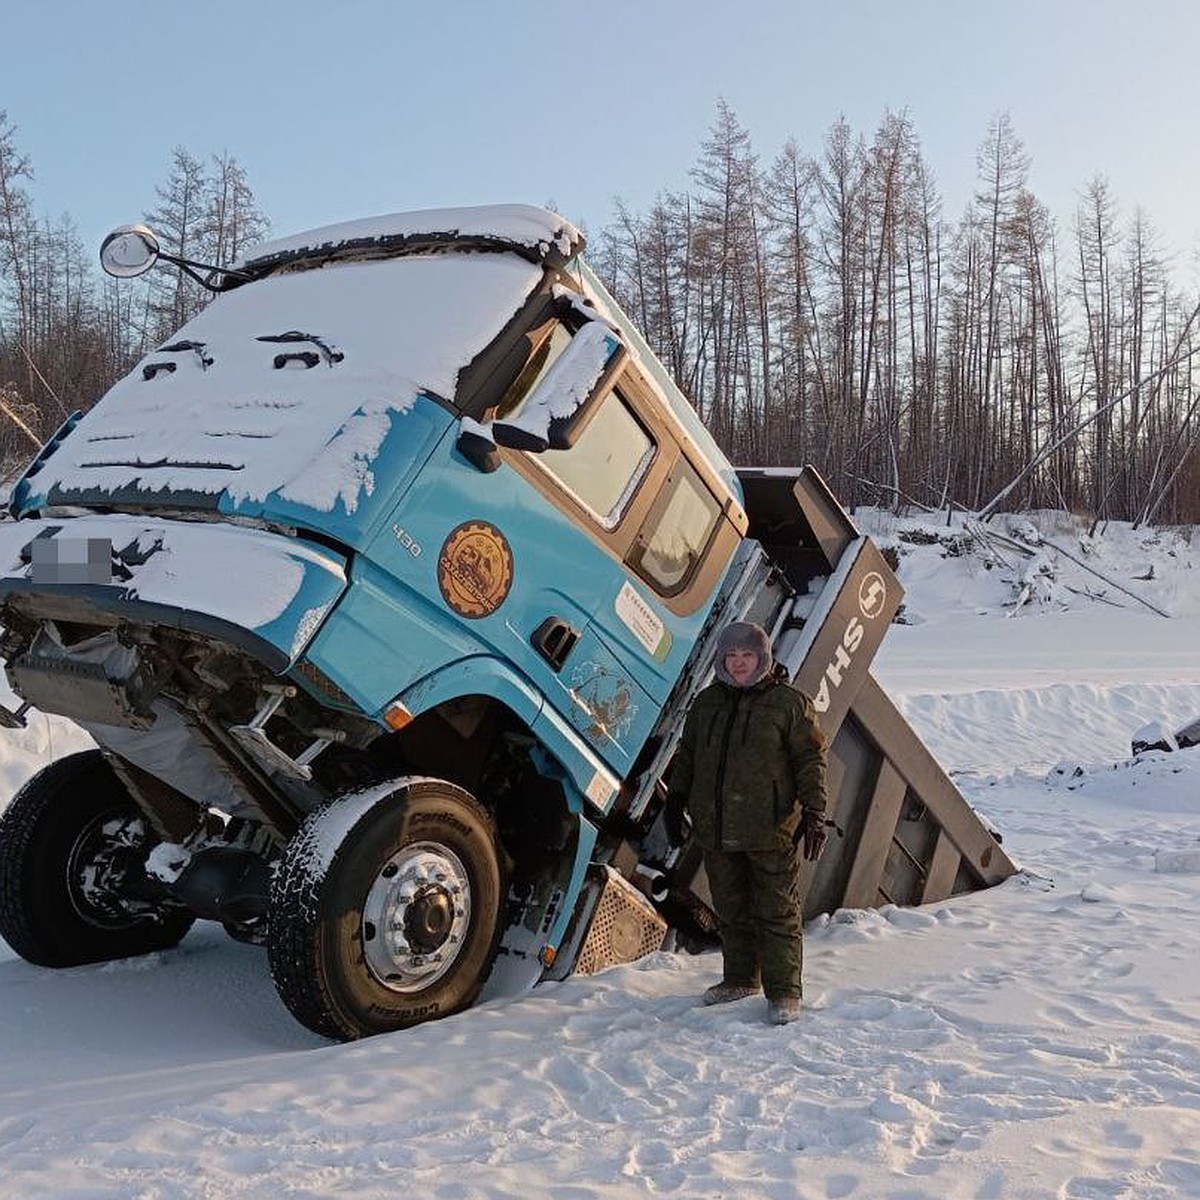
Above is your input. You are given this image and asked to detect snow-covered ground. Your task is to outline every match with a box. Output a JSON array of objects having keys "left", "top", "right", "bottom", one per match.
[{"left": 3, "top": 512, "right": 1200, "bottom": 1199}]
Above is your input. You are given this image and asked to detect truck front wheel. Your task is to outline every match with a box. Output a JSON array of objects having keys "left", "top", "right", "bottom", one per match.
[
  {"left": 0, "top": 750, "right": 196, "bottom": 966},
  {"left": 266, "top": 778, "right": 505, "bottom": 1040}
]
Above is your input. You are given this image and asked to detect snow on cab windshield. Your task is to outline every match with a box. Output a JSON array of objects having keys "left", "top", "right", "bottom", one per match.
[{"left": 25, "top": 253, "right": 542, "bottom": 512}]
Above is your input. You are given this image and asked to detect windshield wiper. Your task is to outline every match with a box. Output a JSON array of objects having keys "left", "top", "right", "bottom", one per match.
[
  {"left": 161, "top": 340, "right": 214, "bottom": 369},
  {"left": 256, "top": 330, "right": 344, "bottom": 367}
]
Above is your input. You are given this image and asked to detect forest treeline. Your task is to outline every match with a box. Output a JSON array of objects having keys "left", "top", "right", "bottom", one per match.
[
  {"left": 593, "top": 104, "right": 1200, "bottom": 526},
  {"left": 2, "top": 103, "right": 1199, "bottom": 523}
]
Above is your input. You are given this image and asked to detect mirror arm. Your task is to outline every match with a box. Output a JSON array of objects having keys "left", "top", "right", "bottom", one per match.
[{"left": 159, "top": 252, "right": 252, "bottom": 291}]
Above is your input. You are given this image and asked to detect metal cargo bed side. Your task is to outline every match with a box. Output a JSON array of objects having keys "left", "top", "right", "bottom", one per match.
[{"left": 737, "top": 466, "right": 1016, "bottom": 916}]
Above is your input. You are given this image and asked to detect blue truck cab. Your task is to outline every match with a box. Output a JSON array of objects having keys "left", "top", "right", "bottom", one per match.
[{"left": 0, "top": 205, "right": 1012, "bottom": 1039}]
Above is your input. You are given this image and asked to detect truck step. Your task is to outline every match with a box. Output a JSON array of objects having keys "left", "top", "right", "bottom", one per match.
[{"left": 228, "top": 685, "right": 344, "bottom": 781}]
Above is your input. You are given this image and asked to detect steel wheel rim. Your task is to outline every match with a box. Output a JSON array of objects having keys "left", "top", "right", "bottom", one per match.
[
  {"left": 65, "top": 809, "right": 151, "bottom": 929},
  {"left": 361, "top": 841, "right": 472, "bottom": 992}
]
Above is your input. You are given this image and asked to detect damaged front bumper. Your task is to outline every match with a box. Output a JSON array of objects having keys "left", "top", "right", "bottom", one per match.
[{"left": 0, "top": 513, "right": 349, "bottom": 724}]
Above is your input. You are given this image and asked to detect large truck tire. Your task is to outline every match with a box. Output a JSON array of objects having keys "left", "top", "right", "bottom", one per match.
[
  {"left": 267, "top": 777, "right": 505, "bottom": 1041},
  {"left": 0, "top": 750, "right": 196, "bottom": 966}
]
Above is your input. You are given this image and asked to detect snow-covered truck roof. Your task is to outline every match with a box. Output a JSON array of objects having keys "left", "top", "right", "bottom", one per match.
[
  {"left": 13, "top": 219, "right": 556, "bottom": 519},
  {"left": 233, "top": 203, "right": 585, "bottom": 278},
  {"left": 10, "top": 203, "right": 740, "bottom": 521}
]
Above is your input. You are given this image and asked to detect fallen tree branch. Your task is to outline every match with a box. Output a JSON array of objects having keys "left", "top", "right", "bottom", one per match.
[
  {"left": 965, "top": 519, "right": 1170, "bottom": 618},
  {"left": 1041, "top": 537, "right": 1171, "bottom": 618},
  {"left": 18, "top": 342, "right": 68, "bottom": 419},
  {"left": 1065, "top": 584, "right": 1125, "bottom": 609},
  {"left": 0, "top": 391, "right": 42, "bottom": 451}
]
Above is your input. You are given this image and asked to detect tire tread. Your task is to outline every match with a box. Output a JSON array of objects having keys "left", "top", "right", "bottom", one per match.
[
  {"left": 267, "top": 778, "right": 503, "bottom": 1040},
  {"left": 0, "top": 750, "right": 194, "bottom": 966}
]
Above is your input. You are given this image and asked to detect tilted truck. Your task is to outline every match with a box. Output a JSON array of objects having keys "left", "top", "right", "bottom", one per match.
[{"left": 0, "top": 205, "right": 1014, "bottom": 1040}]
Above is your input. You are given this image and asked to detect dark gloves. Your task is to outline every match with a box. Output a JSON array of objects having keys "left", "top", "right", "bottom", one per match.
[
  {"left": 663, "top": 792, "right": 687, "bottom": 848},
  {"left": 794, "top": 807, "right": 828, "bottom": 861}
]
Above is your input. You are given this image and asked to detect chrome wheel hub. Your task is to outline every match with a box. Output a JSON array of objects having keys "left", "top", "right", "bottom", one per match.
[{"left": 361, "top": 841, "right": 472, "bottom": 992}]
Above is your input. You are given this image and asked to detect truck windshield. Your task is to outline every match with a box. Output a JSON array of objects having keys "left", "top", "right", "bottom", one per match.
[{"left": 17, "top": 253, "right": 544, "bottom": 515}]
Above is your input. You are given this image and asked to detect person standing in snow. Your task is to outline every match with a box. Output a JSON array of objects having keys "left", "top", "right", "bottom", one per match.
[{"left": 663, "top": 620, "right": 828, "bottom": 1025}]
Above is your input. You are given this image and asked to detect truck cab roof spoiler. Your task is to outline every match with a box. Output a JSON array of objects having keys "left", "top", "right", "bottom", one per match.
[{"left": 235, "top": 204, "right": 586, "bottom": 282}]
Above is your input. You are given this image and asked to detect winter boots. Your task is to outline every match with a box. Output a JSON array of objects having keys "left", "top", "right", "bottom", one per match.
[
  {"left": 701, "top": 981, "right": 762, "bottom": 1006},
  {"left": 767, "top": 996, "right": 801, "bottom": 1025},
  {"left": 702, "top": 982, "right": 802, "bottom": 1024}
]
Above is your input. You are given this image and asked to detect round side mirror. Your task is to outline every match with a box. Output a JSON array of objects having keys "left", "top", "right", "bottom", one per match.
[{"left": 99, "top": 224, "right": 161, "bottom": 278}]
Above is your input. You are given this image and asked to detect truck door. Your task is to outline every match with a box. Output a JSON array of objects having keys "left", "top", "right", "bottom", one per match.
[
  {"left": 485, "top": 329, "right": 744, "bottom": 774},
  {"left": 355, "top": 304, "right": 743, "bottom": 781}
]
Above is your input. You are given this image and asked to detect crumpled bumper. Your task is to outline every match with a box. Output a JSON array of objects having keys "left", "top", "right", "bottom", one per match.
[{"left": 0, "top": 514, "right": 348, "bottom": 670}]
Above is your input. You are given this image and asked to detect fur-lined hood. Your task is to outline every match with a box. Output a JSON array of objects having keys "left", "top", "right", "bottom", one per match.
[{"left": 714, "top": 621, "right": 773, "bottom": 687}]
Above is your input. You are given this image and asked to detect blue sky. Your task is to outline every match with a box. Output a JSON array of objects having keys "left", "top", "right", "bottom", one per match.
[{"left": 7, "top": 0, "right": 1199, "bottom": 270}]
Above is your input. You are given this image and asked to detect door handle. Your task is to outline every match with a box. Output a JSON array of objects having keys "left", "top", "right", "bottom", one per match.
[{"left": 531, "top": 617, "right": 580, "bottom": 672}]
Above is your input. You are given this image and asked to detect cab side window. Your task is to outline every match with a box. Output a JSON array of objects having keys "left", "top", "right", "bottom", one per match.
[
  {"left": 630, "top": 459, "right": 722, "bottom": 594},
  {"left": 497, "top": 311, "right": 728, "bottom": 604},
  {"left": 537, "top": 387, "right": 654, "bottom": 528}
]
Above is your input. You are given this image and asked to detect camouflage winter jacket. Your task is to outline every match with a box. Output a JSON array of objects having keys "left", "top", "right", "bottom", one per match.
[{"left": 667, "top": 676, "right": 827, "bottom": 852}]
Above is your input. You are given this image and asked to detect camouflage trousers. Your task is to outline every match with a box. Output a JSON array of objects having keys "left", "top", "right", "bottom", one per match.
[{"left": 704, "top": 844, "right": 804, "bottom": 1000}]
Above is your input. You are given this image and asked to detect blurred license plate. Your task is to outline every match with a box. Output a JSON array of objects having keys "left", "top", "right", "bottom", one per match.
[{"left": 30, "top": 536, "right": 113, "bottom": 585}]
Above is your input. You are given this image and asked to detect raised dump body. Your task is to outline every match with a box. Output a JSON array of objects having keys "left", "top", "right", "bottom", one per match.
[
  {"left": 738, "top": 468, "right": 1013, "bottom": 917},
  {"left": 0, "top": 205, "right": 1013, "bottom": 1039}
]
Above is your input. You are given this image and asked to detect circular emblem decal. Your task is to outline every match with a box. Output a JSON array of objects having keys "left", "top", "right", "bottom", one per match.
[
  {"left": 858, "top": 571, "right": 887, "bottom": 619},
  {"left": 438, "top": 521, "right": 514, "bottom": 619}
]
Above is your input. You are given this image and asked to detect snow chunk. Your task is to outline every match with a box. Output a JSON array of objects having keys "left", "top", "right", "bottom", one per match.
[
  {"left": 145, "top": 842, "right": 190, "bottom": 884},
  {"left": 496, "top": 321, "right": 619, "bottom": 449},
  {"left": 1155, "top": 846, "right": 1200, "bottom": 874},
  {"left": 550, "top": 283, "right": 620, "bottom": 332},
  {"left": 880, "top": 904, "right": 939, "bottom": 931},
  {"left": 1132, "top": 719, "right": 1178, "bottom": 754},
  {"left": 278, "top": 409, "right": 390, "bottom": 514},
  {"left": 1080, "top": 882, "right": 1121, "bottom": 903}
]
